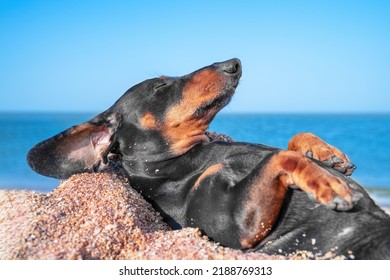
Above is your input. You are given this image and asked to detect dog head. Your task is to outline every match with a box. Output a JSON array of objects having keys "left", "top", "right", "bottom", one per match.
[{"left": 27, "top": 58, "right": 242, "bottom": 179}]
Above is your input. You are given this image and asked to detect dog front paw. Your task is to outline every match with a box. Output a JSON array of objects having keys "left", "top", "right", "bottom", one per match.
[
  {"left": 288, "top": 162, "right": 361, "bottom": 211},
  {"left": 302, "top": 174, "right": 362, "bottom": 211},
  {"left": 278, "top": 150, "right": 361, "bottom": 211},
  {"left": 288, "top": 133, "right": 356, "bottom": 176}
]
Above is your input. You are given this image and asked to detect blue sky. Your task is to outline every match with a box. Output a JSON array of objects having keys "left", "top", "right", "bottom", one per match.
[{"left": 1, "top": 0, "right": 389, "bottom": 113}]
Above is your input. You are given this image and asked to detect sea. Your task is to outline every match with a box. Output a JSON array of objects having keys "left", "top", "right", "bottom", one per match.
[{"left": 1, "top": 112, "right": 390, "bottom": 207}]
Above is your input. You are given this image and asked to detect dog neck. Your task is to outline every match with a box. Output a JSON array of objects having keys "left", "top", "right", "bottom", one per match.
[{"left": 118, "top": 122, "right": 210, "bottom": 164}]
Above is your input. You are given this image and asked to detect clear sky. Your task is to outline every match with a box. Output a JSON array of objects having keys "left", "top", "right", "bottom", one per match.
[{"left": 1, "top": 0, "right": 389, "bottom": 113}]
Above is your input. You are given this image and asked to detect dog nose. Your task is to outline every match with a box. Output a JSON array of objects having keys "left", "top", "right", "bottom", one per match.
[{"left": 214, "top": 58, "right": 242, "bottom": 75}]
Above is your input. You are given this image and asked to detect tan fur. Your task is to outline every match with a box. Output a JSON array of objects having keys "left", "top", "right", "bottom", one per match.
[
  {"left": 193, "top": 163, "right": 224, "bottom": 190},
  {"left": 139, "top": 112, "right": 158, "bottom": 130}
]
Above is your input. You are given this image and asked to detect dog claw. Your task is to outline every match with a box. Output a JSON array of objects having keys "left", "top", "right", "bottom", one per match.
[
  {"left": 307, "top": 194, "right": 353, "bottom": 211},
  {"left": 332, "top": 156, "right": 344, "bottom": 165},
  {"left": 345, "top": 163, "right": 357, "bottom": 176},
  {"left": 307, "top": 193, "right": 316, "bottom": 202},
  {"left": 322, "top": 156, "right": 344, "bottom": 167},
  {"left": 324, "top": 192, "right": 361, "bottom": 211},
  {"left": 331, "top": 196, "right": 353, "bottom": 211},
  {"left": 334, "top": 162, "right": 356, "bottom": 176},
  {"left": 306, "top": 150, "right": 313, "bottom": 158}
]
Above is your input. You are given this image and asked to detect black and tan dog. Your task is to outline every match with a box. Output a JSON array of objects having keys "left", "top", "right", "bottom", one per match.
[{"left": 27, "top": 59, "right": 390, "bottom": 259}]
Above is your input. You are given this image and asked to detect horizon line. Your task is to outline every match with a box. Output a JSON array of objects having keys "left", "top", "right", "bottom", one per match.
[{"left": 1, "top": 110, "right": 390, "bottom": 115}]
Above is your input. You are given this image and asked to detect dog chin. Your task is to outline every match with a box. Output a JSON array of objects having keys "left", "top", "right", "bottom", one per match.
[{"left": 194, "top": 89, "right": 235, "bottom": 119}]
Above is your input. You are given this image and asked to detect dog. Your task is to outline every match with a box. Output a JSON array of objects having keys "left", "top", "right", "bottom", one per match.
[{"left": 27, "top": 58, "right": 390, "bottom": 259}]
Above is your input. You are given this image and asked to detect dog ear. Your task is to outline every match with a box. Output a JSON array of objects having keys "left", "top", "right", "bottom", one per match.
[{"left": 27, "top": 112, "right": 122, "bottom": 179}]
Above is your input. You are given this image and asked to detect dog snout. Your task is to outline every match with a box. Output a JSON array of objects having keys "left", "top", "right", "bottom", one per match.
[{"left": 214, "top": 58, "right": 242, "bottom": 76}]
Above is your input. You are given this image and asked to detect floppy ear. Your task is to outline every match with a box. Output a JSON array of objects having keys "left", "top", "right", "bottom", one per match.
[{"left": 27, "top": 112, "right": 122, "bottom": 179}]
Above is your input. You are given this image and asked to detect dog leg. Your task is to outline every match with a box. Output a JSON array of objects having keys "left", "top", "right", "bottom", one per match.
[
  {"left": 288, "top": 132, "right": 356, "bottom": 175},
  {"left": 236, "top": 150, "right": 361, "bottom": 248},
  {"left": 187, "top": 150, "right": 361, "bottom": 249}
]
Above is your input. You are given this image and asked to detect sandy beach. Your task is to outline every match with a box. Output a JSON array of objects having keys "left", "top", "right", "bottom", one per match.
[{"left": 0, "top": 165, "right": 389, "bottom": 260}]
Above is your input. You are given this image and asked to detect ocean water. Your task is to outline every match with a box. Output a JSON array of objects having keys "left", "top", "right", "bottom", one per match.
[{"left": 1, "top": 112, "right": 389, "bottom": 205}]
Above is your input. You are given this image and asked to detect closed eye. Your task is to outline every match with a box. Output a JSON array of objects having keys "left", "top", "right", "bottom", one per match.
[{"left": 154, "top": 83, "right": 167, "bottom": 90}]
